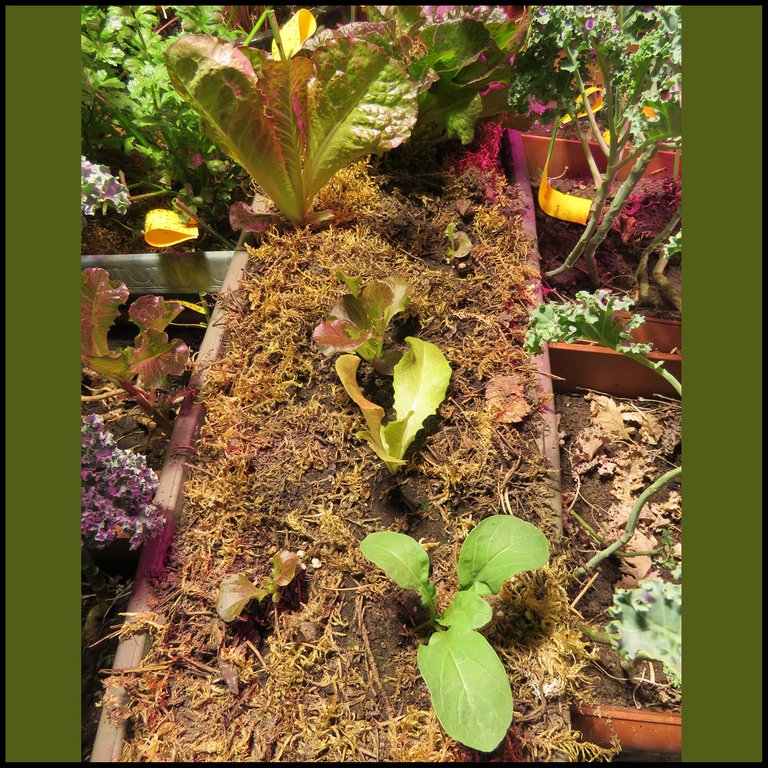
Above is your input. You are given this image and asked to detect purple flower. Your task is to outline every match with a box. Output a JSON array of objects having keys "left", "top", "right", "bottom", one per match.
[{"left": 585, "top": 18, "right": 596, "bottom": 31}]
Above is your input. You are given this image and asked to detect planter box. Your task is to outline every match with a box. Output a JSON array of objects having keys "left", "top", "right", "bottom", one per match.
[
  {"left": 571, "top": 705, "right": 681, "bottom": 757},
  {"left": 81, "top": 250, "right": 234, "bottom": 295},
  {"left": 89, "top": 234, "right": 253, "bottom": 762}
]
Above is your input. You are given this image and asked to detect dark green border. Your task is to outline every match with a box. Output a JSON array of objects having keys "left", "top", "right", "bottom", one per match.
[
  {"left": 3, "top": 5, "right": 763, "bottom": 764},
  {"left": 683, "top": 6, "right": 762, "bottom": 763},
  {"left": 5, "top": 6, "right": 81, "bottom": 762}
]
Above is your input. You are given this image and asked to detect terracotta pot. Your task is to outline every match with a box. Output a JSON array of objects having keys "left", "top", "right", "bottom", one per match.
[
  {"left": 519, "top": 133, "right": 681, "bottom": 183},
  {"left": 571, "top": 705, "right": 681, "bottom": 756},
  {"left": 548, "top": 309, "right": 681, "bottom": 399}
]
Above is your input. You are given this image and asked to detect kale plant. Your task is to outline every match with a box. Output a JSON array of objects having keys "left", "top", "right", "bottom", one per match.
[
  {"left": 525, "top": 291, "right": 682, "bottom": 574},
  {"left": 524, "top": 290, "right": 681, "bottom": 397},
  {"left": 507, "top": 6, "right": 682, "bottom": 285},
  {"left": 81, "top": 414, "right": 165, "bottom": 549},
  {"left": 361, "top": 515, "right": 550, "bottom": 751},
  {"left": 606, "top": 570, "right": 682, "bottom": 686},
  {"left": 81, "top": 156, "right": 131, "bottom": 224}
]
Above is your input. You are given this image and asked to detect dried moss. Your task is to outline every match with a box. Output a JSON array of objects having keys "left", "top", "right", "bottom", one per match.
[{"left": 110, "top": 156, "right": 611, "bottom": 761}]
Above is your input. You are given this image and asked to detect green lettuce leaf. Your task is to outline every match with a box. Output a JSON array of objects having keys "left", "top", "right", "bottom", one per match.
[{"left": 165, "top": 35, "right": 417, "bottom": 226}]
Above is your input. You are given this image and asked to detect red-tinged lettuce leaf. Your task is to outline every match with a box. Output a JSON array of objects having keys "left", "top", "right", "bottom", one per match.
[
  {"left": 166, "top": 36, "right": 417, "bottom": 227},
  {"left": 303, "top": 38, "right": 417, "bottom": 201},
  {"left": 127, "top": 330, "right": 189, "bottom": 389},
  {"left": 166, "top": 37, "right": 311, "bottom": 226},
  {"left": 313, "top": 275, "right": 411, "bottom": 360},
  {"left": 217, "top": 574, "right": 268, "bottom": 622},
  {"left": 313, "top": 318, "right": 373, "bottom": 356},
  {"left": 229, "top": 201, "right": 277, "bottom": 233},
  {"left": 128, "top": 295, "right": 185, "bottom": 334},
  {"left": 84, "top": 351, "right": 133, "bottom": 384},
  {"left": 271, "top": 551, "right": 301, "bottom": 587},
  {"left": 81, "top": 268, "right": 129, "bottom": 358}
]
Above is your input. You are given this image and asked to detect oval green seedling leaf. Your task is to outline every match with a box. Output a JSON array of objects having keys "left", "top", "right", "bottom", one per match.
[
  {"left": 436, "top": 590, "right": 493, "bottom": 630},
  {"left": 360, "top": 531, "right": 433, "bottom": 605},
  {"left": 458, "top": 515, "right": 549, "bottom": 594},
  {"left": 417, "top": 625, "right": 513, "bottom": 752}
]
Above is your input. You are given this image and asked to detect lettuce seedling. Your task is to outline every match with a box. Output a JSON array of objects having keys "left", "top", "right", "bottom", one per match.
[
  {"left": 81, "top": 267, "right": 189, "bottom": 435},
  {"left": 361, "top": 514, "right": 550, "bottom": 752},
  {"left": 164, "top": 35, "right": 418, "bottom": 229},
  {"left": 336, "top": 337, "right": 451, "bottom": 474},
  {"left": 313, "top": 272, "right": 410, "bottom": 372},
  {"left": 217, "top": 551, "right": 301, "bottom": 622}
]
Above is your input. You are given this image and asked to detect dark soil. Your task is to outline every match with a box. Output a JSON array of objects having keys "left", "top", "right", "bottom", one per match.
[{"left": 556, "top": 392, "right": 682, "bottom": 714}]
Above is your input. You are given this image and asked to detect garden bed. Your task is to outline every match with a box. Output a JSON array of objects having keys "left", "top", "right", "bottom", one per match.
[{"left": 93, "top": 138, "right": 626, "bottom": 762}]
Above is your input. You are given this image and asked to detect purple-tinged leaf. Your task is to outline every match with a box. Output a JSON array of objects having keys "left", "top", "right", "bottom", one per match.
[
  {"left": 313, "top": 319, "right": 373, "bottom": 356},
  {"left": 229, "top": 201, "right": 277, "bottom": 233},
  {"left": 271, "top": 551, "right": 301, "bottom": 587},
  {"left": 84, "top": 350, "right": 133, "bottom": 384},
  {"left": 127, "top": 330, "right": 189, "bottom": 389},
  {"left": 129, "top": 295, "right": 185, "bottom": 333},
  {"left": 217, "top": 574, "right": 268, "bottom": 622},
  {"left": 81, "top": 268, "right": 129, "bottom": 358}
]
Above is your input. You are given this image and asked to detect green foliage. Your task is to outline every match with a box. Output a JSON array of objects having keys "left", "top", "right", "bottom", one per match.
[
  {"left": 335, "top": 337, "right": 452, "bottom": 474},
  {"left": 164, "top": 34, "right": 418, "bottom": 228},
  {"left": 606, "top": 572, "right": 682, "bottom": 686},
  {"left": 506, "top": 7, "right": 682, "bottom": 282},
  {"left": 360, "top": 515, "right": 550, "bottom": 751},
  {"left": 217, "top": 551, "right": 301, "bottom": 622},
  {"left": 309, "top": 6, "right": 529, "bottom": 144},
  {"left": 508, "top": 6, "right": 681, "bottom": 148},
  {"left": 524, "top": 290, "right": 655, "bottom": 359},
  {"left": 81, "top": 6, "right": 248, "bottom": 219},
  {"left": 313, "top": 272, "right": 410, "bottom": 370}
]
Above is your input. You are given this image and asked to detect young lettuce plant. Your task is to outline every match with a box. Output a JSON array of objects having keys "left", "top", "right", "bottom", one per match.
[
  {"left": 164, "top": 34, "right": 418, "bottom": 230},
  {"left": 507, "top": 6, "right": 682, "bottom": 286},
  {"left": 361, "top": 514, "right": 550, "bottom": 752},
  {"left": 217, "top": 551, "right": 301, "bottom": 622},
  {"left": 81, "top": 267, "right": 189, "bottom": 436},
  {"left": 336, "top": 337, "right": 451, "bottom": 474},
  {"left": 524, "top": 291, "right": 681, "bottom": 574},
  {"left": 307, "top": 6, "right": 529, "bottom": 145},
  {"left": 313, "top": 272, "right": 410, "bottom": 373}
]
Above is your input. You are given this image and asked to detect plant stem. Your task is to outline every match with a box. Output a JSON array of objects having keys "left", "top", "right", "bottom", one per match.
[
  {"left": 577, "top": 466, "right": 682, "bottom": 575},
  {"left": 566, "top": 46, "right": 609, "bottom": 157},
  {"left": 244, "top": 8, "right": 270, "bottom": 46},
  {"left": 119, "top": 380, "right": 172, "bottom": 437},
  {"left": 128, "top": 189, "right": 171, "bottom": 202},
  {"left": 172, "top": 199, "right": 237, "bottom": 250},
  {"left": 550, "top": 144, "right": 657, "bottom": 287},
  {"left": 267, "top": 9, "right": 286, "bottom": 60},
  {"left": 576, "top": 621, "right": 613, "bottom": 646}
]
